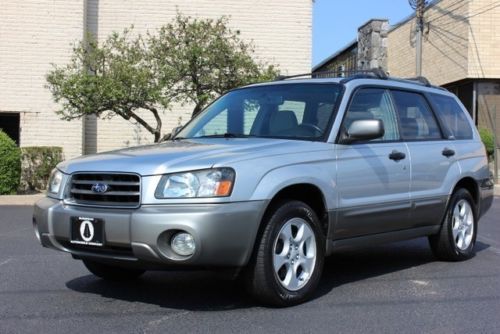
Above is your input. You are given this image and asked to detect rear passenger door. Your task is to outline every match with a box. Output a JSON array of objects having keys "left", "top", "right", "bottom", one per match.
[
  {"left": 391, "top": 90, "right": 457, "bottom": 227},
  {"left": 335, "top": 88, "right": 411, "bottom": 239}
]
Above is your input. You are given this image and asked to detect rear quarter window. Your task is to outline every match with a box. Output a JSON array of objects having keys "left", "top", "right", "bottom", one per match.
[{"left": 428, "top": 93, "right": 473, "bottom": 140}]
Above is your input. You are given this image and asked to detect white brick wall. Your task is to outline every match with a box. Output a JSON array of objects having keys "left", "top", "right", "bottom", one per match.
[
  {"left": 388, "top": 0, "right": 470, "bottom": 85},
  {"left": 388, "top": 0, "right": 500, "bottom": 85},
  {"left": 89, "top": 0, "right": 312, "bottom": 152},
  {"left": 0, "top": 0, "right": 84, "bottom": 159},
  {"left": 0, "top": 0, "right": 312, "bottom": 157}
]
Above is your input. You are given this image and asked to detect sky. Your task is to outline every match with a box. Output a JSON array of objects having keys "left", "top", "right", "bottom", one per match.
[{"left": 313, "top": 0, "right": 415, "bottom": 67}]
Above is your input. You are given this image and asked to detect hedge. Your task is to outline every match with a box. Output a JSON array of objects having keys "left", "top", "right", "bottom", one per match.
[
  {"left": 479, "top": 128, "right": 495, "bottom": 161},
  {"left": 20, "top": 146, "right": 63, "bottom": 192},
  {"left": 0, "top": 130, "right": 21, "bottom": 194}
]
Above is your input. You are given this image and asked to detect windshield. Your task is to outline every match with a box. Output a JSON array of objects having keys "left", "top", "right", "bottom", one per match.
[{"left": 176, "top": 83, "right": 342, "bottom": 141}]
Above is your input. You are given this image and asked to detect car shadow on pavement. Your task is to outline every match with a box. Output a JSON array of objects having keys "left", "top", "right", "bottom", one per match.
[
  {"left": 66, "top": 237, "right": 490, "bottom": 310},
  {"left": 315, "top": 238, "right": 491, "bottom": 299}
]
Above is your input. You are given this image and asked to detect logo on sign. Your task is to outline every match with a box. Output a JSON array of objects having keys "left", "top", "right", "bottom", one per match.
[
  {"left": 91, "top": 183, "right": 109, "bottom": 193},
  {"left": 80, "top": 220, "right": 94, "bottom": 242}
]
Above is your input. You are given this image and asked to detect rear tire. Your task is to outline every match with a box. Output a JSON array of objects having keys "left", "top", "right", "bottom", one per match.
[
  {"left": 246, "top": 200, "right": 325, "bottom": 306},
  {"left": 429, "top": 188, "right": 477, "bottom": 261},
  {"left": 83, "top": 259, "right": 145, "bottom": 281}
]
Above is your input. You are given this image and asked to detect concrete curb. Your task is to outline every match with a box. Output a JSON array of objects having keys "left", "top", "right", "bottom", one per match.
[{"left": 0, "top": 194, "right": 44, "bottom": 206}]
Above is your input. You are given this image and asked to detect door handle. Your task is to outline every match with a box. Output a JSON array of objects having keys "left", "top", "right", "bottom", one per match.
[
  {"left": 389, "top": 150, "right": 406, "bottom": 161},
  {"left": 442, "top": 148, "right": 455, "bottom": 158}
]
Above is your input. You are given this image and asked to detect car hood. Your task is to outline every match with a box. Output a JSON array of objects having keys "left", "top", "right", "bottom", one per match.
[{"left": 58, "top": 138, "right": 327, "bottom": 175}]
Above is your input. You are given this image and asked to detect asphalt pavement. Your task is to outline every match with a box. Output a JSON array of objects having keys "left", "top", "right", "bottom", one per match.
[{"left": 1, "top": 198, "right": 499, "bottom": 334}]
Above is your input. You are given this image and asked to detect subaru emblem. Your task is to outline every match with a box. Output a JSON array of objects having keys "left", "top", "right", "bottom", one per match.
[{"left": 91, "top": 183, "right": 109, "bottom": 193}]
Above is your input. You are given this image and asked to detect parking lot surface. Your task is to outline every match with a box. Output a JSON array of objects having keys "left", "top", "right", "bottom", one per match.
[{"left": 1, "top": 198, "right": 499, "bottom": 333}]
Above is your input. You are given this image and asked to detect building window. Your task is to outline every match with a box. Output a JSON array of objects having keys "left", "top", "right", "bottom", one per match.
[{"left": 0, "top": 113, "right": 20, "bottom": 145}]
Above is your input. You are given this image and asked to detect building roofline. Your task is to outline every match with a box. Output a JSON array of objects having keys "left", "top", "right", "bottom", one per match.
[
  {"left": 358, "top": 17, "right": 389, "bottom": 30},
  {"left": 312, "top": 39, "right": 357, "bottom": 72}
]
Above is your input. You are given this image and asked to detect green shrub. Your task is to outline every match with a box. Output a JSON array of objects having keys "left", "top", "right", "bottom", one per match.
[
  {"left": 20, "top": 146, "right": 63, "bottom": 191},
  {"left": 0, "top": 130, "right": 21, "bottom": 194},
  {"left": 479, "top": 128, "right": 495, "bottom": 160}
]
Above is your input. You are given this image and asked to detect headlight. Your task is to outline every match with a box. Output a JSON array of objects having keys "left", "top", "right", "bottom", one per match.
[
  {"left": 155, "top": 168, "right": 235, "bottom": 198},
  {"left": 48, "top": 169, "right": 63, "bottom": 195}
]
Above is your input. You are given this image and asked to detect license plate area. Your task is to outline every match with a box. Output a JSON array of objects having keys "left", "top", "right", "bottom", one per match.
[{"left": 70, "top": 217, "right": 104, "bottom": 247}]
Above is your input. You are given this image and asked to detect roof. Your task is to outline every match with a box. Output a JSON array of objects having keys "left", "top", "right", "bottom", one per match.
[{"left": 312, "top": 39, "right": 357, "bottom": 72}]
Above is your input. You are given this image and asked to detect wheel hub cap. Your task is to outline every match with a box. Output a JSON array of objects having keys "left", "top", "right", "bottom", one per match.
[
  {"left": 273, "top": 218, "right": 317, "bottom": 291},
  {"left": 452, "top": 199, "right": 474, "bottom": 250}
]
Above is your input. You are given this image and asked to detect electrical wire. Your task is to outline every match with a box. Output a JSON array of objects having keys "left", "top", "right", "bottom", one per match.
[
  {"left": 430, "top": 0, "right": 500, "bottom": 26},
  {"left": 426, "top": 0, "right": 468, "bottom": 24}
]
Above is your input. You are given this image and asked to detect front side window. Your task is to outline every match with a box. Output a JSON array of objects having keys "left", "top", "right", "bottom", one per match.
[
  {"left": 428, "top": 93, "right": 473, "bottom": 140},
  {"left": 342, "top": 88, "right": 400, "bottom": 141},
  {"left": 391, "top": 90, "right": 442, "bottom": 140},
  {"left": 176, "top": 84, "right": 342, "bottom": 141}
]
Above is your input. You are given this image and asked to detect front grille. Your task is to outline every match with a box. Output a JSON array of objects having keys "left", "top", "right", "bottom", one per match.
[{"left": 67, "top": 173, "right": 141, "bottom": 208}]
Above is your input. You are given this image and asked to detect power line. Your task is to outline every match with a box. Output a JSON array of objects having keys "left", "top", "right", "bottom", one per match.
[
  {"left": 436, "top": 0, "right": 500, "bottom": 26},
  {"left": 464, "top": 1, "right": 500, "bottom": 19},
  {"left": 426, "top": 0, "right": 468, "bottom": 24}
]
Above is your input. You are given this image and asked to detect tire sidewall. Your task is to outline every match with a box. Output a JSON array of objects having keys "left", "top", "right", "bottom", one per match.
[
  {"left": 263, "top": 201, "right": 325, "bottom": 304},
  {"left": 445, "top": 189, "right": 477, "bottom": 258}
]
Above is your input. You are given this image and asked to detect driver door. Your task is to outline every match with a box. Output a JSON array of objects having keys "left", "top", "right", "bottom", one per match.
[{"left": 334, "top": 88, "right": 411, "bottom": 239}]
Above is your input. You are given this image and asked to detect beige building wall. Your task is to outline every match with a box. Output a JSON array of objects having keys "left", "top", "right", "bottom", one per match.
[
  {"left": 468, "top": 0, "right": 500, "bottom": 78},
  {"left": 87, "top": 0, "right": 313, "bottom": 153},
  {"left": 0, "top": 0, "right": 85, "bottom": 159},
  {"left": 388, "top": 0, "right": 470, "bottom": 85},
  {"left": 0, "top": 0, "right": 312, "bottom": 158}
]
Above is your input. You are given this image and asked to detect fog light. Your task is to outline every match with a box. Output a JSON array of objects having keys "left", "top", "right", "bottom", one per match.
[{"left": 171, "top": 232, "right": 195, "bottom": 256}]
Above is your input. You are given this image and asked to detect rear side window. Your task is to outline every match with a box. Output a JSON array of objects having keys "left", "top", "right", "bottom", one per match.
[
  {"left": 428, "top": 93, "right": 473, "bottom": 140},
  {"left": 391, "top": 90, "right": 442, "bottom": 140}
]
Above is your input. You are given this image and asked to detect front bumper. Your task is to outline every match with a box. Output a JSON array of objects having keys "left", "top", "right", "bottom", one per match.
[{"left": 33, "top": 197, "right": 267, "bottom": 268}]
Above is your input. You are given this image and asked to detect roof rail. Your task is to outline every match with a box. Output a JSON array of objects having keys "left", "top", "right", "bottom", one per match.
[
  {"left": 384, "top": 76, "right": 447, "bottom": 90},
  {"left": 340, "top": 72, "right": 445, "bottom": 90},
  {"left": 405, "top": 76, "right": 431, "bottom": 86},
  {"left": 275, "top": 68, "right": 388, "bottom": 81},
  {"left": 276, "top": 68, "right": 446, "bottom": 91}
]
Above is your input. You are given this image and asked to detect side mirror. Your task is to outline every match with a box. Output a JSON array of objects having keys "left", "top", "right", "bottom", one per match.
[
  {"left": 171, "top": 126, "right": 183, "bottom": 137},
  {"left": 341, "top": 119, "right": 384, "bottom": 144}
]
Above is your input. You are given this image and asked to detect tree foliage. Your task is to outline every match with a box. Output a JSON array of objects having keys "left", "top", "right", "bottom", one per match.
[
  {"left": 0, "top": 130, "right": 21, "bottom": 195},
  {"left": 46, "top": 14, "right": 279, "bottom": 142},
  {"left": 150, "top": 15, "right": 279, "bottom": 116}
]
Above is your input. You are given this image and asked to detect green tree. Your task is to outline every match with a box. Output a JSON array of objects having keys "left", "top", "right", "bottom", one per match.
[
  {"left": 0, "top": 130, "right": 21, "bottom": 195},
  {"left": 46, "top": 14, "right": 279, "bottom": 142},
  {"left": 150, "top": 14, "right": 279, "bottom": 117},
  {"left": 46, "top": 29, "right": 170, "bottom": 142}
]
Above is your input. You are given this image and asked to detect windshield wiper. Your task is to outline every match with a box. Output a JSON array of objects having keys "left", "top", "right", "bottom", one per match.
[{"left": 196, "top": 133, "right": 254, "bottom": 138}]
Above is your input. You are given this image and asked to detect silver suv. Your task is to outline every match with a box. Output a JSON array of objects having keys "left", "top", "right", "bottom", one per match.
[{"left": 33, "top": 72, "right": 494, "bottom": 306}]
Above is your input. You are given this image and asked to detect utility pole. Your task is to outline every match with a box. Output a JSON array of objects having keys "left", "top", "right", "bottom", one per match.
[{"left": 409, "top": 0, "right": 427, "bottom": 77}]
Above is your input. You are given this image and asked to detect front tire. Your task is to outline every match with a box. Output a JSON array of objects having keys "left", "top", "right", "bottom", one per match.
[
  {"left": 429, "top": 188, "right": 477, "bottom": 261},
  {"left": 83, "top": 259, "right": 145, "bottom": 281},
  {"left": 246, "top": 200, "right": 325, "bottom": 306}
]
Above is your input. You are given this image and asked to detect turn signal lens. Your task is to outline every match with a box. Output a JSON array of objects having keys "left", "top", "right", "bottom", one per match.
[{"left": 215, "top": 180, "right": 233, "bottom": 196}]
